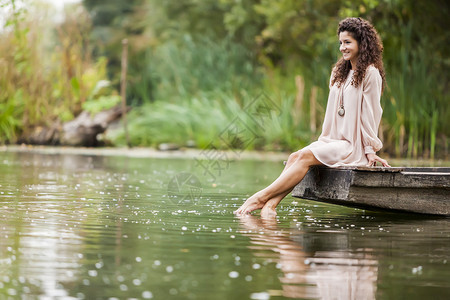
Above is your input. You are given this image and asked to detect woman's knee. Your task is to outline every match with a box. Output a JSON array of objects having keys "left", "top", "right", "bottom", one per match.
[
  {"left": 287, "top": 151, "right": 301, "bottom": 162},
  {"left": 296, "top": 150, "right": 317, "bottom": 166}
]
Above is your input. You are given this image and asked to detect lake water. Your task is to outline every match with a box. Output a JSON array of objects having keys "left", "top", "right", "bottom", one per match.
[{"left": 0, "top": 151, "right": 449, "bottom": 299}]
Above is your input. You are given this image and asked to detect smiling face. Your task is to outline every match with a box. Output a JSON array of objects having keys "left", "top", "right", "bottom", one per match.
[{"left": 339, "top": 31, "right": 359, "bottom": 68}]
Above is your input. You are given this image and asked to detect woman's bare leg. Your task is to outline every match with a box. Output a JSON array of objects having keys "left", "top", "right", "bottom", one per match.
[
  {"left": 258, "top": 158, "right": 297, "bottom": 218},
  {"left": 234, "top": 150, "right": 321, "bottom": 215},
  {"left": 258, "top": 156, "right": 298, "bottom": 218},
  {"left": 234, "top": 151, "right": 298, "bottom": 216}
]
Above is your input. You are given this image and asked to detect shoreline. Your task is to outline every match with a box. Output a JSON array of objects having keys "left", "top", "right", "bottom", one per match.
[
  {"left": 0, "top": 145, "right": 289, "bottom": 162},
  {"left": 1, "top": 145, "right": 448, "bottom": 166}
]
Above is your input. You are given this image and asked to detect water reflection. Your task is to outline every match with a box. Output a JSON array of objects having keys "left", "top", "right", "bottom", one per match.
[
  {"left": 0, "top": 152, "right": 125, "bottom": 298},
  {"left": 238, "top": 215, "right": 378, "bottom": 299},
  {"left": 1, "top": 154, "right": 92, "bottom": 297},
  {"left": 1, "top": 151, "right": 450, "bottom": 299}
]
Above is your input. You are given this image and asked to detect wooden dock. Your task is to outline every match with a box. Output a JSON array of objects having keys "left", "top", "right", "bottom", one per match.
[{"left": 291, "top": 166, "right": 450, "bottom": 216}]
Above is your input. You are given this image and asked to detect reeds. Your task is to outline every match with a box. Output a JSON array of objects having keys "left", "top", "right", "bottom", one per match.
[
  {"left": 0, "top": 2, "right": 113, "bottom": 143},
  {"left": 381, "top": 25, "right": 448, "bottom": 159}
]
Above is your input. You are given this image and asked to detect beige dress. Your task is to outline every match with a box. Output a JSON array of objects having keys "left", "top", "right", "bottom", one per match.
[{"left": 304, "top": 65, "right": 383, "bottom": 167}]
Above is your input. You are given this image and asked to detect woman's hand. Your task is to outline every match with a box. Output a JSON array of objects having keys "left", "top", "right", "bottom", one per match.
[{"left": 366, "top": 153, "right": 391, "bottom": 167}]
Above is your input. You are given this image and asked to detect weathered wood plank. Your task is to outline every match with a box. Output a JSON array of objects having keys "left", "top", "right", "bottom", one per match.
[
  {"left": 292, "top": 167, "right": 350, "bottom": 203},
  {"left": 292, "top": 166, "right": 450, "bottom": 216},
  {"left": 351, "top": 171, "right": 449, "bottom": 188},
  {"left": 347, "top": 187, "right": 450, "bottom": 215}
]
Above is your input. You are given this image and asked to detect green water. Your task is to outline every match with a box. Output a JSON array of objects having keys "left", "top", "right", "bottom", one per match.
[{"left": 0, "top": 151, "right": 449, "bottom": 299}]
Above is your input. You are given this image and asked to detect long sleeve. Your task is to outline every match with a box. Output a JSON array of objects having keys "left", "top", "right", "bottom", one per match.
[{"left": 360, "top": 67, "right": 383, "bottom": 154}]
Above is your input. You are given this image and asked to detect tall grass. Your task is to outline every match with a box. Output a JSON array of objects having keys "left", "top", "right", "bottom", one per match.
[
  {"left": 0, "top": 2, "right": 113, "bottom": 143},
  {"left": 382, "top": 24, "right": 448, "bottom": 159},
  {"left": 109, "top": 90, "right": 313, "bottom": 152}
]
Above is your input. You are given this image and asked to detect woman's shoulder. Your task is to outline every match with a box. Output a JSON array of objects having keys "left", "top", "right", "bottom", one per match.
[
  {"left": 363, "top": 65, "right": 382, "bottom": 83},
  {"left": 365, "top": 65, "right": 380, "bottom": 75}
]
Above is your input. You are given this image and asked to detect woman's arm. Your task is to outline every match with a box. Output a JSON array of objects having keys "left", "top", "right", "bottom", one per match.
[{"left": 360, "top": 67, "right": 389, "bottom": 167}]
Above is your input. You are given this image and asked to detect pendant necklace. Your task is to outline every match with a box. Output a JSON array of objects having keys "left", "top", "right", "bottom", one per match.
[{"left": 338, "top": 71, "right": 353, "bottom": 117}]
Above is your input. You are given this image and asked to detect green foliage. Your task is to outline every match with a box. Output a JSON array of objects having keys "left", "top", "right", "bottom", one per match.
[
  {"left": 0, "top": 1, "right": 117, "bottom": 143},
  {"left": 110, "top": 95, "right": 231, "bottom": 148},
  {"left": 128, "top": 36, "right": 261, "bottom": 103},
  {"left": 84, "top": 0, "right": 449, "bottom": 158},
  {"left": 1, "top": 0, "right": 448, "bottom": 158},
  {"left": 82, "top": 95, "right": 121, "bottom": 115},
  {"left": 83, "top": 78, "right": 121, "bottom": 114},
  {"left": 82, "top": 0, "right": 147, "bottom": 78},
  {"left": 0, "top": 90, "right": 23, "bottom": 143}
]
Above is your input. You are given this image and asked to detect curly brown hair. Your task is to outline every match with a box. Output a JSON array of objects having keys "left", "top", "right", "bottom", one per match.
[{"left": 331, "top": 17, "right": 386, "bottom": 93}]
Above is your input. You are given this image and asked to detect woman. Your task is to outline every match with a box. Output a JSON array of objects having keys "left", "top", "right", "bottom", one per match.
[{"left": 235, "top": 17, "right": 390, "bottom": 217}]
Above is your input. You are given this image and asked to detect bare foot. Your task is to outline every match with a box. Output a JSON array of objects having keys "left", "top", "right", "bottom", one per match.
[
  {"left": 234, "top": 191, "right": 268, "bottom": 215},
  {"left": 260, "top": 194, "right": 285, "bottom": 218},
  {"left": 261, "top": 205, "right": 277, "bottom": 218}
]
